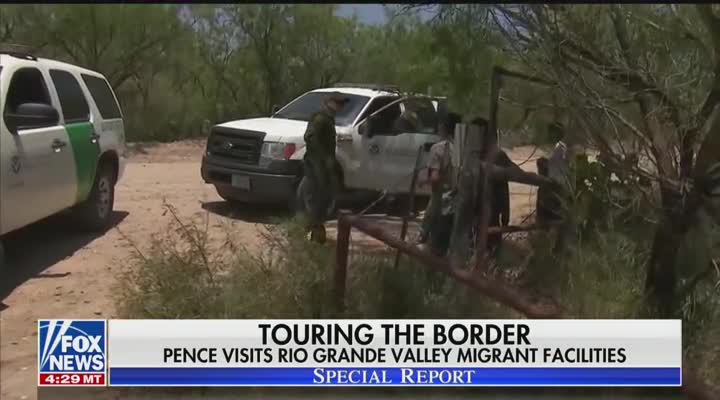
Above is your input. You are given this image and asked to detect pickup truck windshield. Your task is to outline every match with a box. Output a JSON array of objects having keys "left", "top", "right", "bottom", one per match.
[{"left": 274, "top": 92, "right": 370, "bottom": 126}]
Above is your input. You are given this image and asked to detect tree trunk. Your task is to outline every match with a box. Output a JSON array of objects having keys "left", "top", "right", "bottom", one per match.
[
  {"left": 645, "top": 188, "right": 701, "bottom": 317},
  {"left": 449, "top": 124, "right": 483, "bottom": 268},
  {"left": 645, "top": 215, "right": 680, "bottom": 317}
]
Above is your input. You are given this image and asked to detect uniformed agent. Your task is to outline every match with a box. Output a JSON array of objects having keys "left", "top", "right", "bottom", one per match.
[{"left": 302, "top": 93, "right": 349, "bottom": 243}]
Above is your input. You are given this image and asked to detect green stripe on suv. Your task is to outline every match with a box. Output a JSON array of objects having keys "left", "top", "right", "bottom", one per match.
[{"left": 65, "top": 122, "right": 100, "bottom": 202}]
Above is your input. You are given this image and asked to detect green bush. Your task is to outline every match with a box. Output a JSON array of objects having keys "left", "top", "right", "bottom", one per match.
[{"left": 116, "top": 205, "right": 514, "bottom": 320}]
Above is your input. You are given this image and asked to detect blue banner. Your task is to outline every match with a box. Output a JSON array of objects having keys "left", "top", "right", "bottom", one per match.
[{"left": 109, "top": 367, "right": 681, "bottom": 386}]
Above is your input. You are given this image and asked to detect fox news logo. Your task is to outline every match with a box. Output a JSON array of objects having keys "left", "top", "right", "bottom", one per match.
[{"left": 38, "top": 320, "right": 106, "bottom": 386}]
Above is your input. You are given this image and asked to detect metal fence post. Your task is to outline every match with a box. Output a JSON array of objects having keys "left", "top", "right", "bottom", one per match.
[{"left": 334, "top": 211, "right": 351, "bottom": 313}]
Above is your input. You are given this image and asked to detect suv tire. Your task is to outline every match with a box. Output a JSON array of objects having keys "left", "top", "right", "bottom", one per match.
[{"left": 74, "top": 164, "right": 116, "bottom": 232}]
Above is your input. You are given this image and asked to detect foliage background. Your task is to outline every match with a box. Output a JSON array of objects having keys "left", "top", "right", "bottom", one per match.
[{"left": 1, "top": 4, "right": 523, "bottom": 142}]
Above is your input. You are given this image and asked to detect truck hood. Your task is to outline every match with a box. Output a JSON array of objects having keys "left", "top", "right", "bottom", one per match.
[{"left": 215, "top": 117, "right": 353, "bottom": 143}]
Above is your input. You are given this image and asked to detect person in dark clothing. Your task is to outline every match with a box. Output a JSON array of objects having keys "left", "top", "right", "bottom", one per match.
[
  {"left": 301, "top": 93, "right": 349, "bottom": 243},
  {"left": 470, "top": 117, "right": 512, "bottom": 254},
  {"left": 488, "top": 149, "right": 513, "bottom": 253}
]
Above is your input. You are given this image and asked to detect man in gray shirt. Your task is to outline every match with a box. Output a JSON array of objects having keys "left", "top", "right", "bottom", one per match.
[{"left": 418, "top": 112, "right": 462, "bottom": 256}]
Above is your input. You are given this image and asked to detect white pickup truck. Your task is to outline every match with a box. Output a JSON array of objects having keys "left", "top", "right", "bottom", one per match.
[
  {"left": 0, "top": 49, "right": 126, "bottom": 267},
  {"left": 201, "top": 84, "right": 445, "bottom": 209}
]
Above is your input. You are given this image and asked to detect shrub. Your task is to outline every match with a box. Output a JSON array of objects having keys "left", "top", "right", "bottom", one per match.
[{"left": 116, "top": 202, "right": 719, "bottom": 385}]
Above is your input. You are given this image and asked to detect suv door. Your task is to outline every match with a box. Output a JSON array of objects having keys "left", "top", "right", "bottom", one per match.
[
  {"left": 358, "top": 97, "right": 441, "bottom": 195},
  {"left": 0, "top": 65, "right": 76, "bottom": 233},
  {"left": 80, "top": 73, "right": 124, "bottom": 174},
  {"left": 50, "top": 69, "right": 100, "bottom": 203}
]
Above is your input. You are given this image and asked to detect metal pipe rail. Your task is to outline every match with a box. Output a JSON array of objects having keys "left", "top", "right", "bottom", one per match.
[
  {"left": 334, "top": 212, "right": 563, "bottom": 319},
  {"left": 333, "top": 212, "right": 717, "bottom": 400}
]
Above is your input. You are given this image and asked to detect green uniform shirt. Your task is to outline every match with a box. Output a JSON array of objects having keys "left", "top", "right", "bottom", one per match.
[{"left": 304, "top": 110, "right": 336, "bottom": 163}]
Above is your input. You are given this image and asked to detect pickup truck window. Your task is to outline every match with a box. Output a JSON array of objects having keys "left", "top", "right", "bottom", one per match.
[
  {"left": 50, "top": 69, "right": 90, "bottom": 123},
  {"left": 367, "top": 98, "right": 438, "bottom": 136},
  {"left": 274, "top": 92, "right": 369, "bottom": 126},
  {"left": 357, "top": 96, "right": 398, "bottom": 123}
]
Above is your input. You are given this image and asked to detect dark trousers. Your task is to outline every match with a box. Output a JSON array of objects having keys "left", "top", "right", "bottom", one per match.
[
  {"left": 487, "top": 212, "right": 502, "bottom": 253},
  {"left": 419, "top": 192, "right": 441, "bottom": 242},
  {"left": 430, "top": 213, "right": 454, "bottom": 257},
  {"left": 302, "top": 158, "right": 335, "bottom": 229}
]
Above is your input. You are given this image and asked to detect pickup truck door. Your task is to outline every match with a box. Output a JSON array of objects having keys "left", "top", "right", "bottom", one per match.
[
  {"left": 340, "top": 96, "right": 399, "bottom": 191},
  {"left": 356, "top": 97, "right": 442, "bottom": 195}
]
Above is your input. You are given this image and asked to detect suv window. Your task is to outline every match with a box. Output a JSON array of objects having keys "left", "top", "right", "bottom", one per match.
[
  {"left": 4, "top": 67, "right": 52, "bottom": 112},
  {"left": 50, "top": 69, "right": 90, "bottom": 123},
  {"left": 81, "top": 74, "right": 121, "bottom": 119},
  {"left": 3, "top": 67, "right": 54, "bottom": 128},
  {"left": 274, "top": 92, "right": 370, "bottom": 126}
]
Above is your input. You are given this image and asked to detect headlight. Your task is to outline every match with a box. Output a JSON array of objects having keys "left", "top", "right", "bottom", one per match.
[{"left": 261, "top": 142, "right": 297, "bottom": 160}]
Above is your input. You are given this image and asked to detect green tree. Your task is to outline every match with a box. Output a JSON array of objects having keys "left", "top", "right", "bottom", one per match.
[{"left": 484, "top": 4, "right": 720, "bottom": 316}]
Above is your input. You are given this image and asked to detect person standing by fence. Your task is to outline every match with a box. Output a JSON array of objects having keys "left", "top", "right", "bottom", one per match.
[
  {"left": 418, "top": 112, "right": 463, "bottom": 256},
  {"left": 301, "top": 93, "right": 349, "bottom": 243}
]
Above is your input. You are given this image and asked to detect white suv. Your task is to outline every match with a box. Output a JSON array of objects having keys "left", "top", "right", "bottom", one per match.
[
  {"left": 0, "top": 50, "right": 126, "bottom": 263},
  {"left": 201, "top": 84, "right": 444, "bottom": 208}
]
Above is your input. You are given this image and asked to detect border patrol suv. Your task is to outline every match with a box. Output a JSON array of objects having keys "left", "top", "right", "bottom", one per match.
[
  {"left": 201, "top": 84, "right": 445, "bottom": 208},
  {"left": 0, "top": 48, "right": 125, "bottom": 262}
]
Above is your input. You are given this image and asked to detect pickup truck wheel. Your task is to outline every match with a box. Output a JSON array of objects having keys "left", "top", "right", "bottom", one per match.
[
  {"left": 294, "top": 176, "right": 337, "bottom": 219},
  {"left": 74, "top": 165, "right": 115, "bottom": 232},
  {"left": 215, "top": 185, "right": 244, "bottom": 205},
  {"left": 387, "top": 194, "right": 429, "bottom": 217}
]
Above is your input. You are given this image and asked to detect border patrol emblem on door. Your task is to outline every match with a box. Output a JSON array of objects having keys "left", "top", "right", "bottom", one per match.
[{"left": 10, "top": 155, "right": 21, "bottom": 174}]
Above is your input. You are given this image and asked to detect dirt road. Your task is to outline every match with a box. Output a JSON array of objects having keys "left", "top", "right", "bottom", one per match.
[{"left": 0, "top": 141, "right": 543, "bottom": 399}]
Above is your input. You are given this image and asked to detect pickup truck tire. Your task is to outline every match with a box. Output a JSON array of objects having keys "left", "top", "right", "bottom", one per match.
[
  {"left": 294, "top": 176, "right": 337, "bottom": 220},
  {"left": 386, "top": 194, "right": 429, "bottom": 217},
  {"left": 215, "top": 186, "right": 244, "bottom": 206},
  {"left": 74, "top": 165, "right": 116, "bottom": 232}
]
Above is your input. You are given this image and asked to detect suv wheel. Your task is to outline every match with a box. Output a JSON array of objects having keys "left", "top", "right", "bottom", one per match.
[{"left": 74, "top": 164, "right": 115, "bottom": 232}]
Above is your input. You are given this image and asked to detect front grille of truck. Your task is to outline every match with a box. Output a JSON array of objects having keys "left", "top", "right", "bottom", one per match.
[{"left": 207, "top": 127, "right": 265, "bottom": 165}]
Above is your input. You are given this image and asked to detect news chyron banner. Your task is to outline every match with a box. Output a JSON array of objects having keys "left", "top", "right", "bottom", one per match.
[{"left": 39, "top": 319, "right": 681, "bottom": 387}]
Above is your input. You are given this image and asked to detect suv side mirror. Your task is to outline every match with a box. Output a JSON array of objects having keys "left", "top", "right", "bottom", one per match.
[
  {"left": 271, "top": 104, "right": 280, "bottom": 115},
  {"left": 5, "top": 103, "right": 59, "bottom": 132}
]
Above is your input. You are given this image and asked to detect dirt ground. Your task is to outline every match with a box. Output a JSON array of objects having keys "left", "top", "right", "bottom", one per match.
[{"left": 0, "top": 141, "right": 544, "bottom": 399}]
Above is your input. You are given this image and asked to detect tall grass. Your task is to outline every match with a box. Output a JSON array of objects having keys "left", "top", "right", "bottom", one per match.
[{"left": 116, "top": 203, "right": 719, "bottom": 385}]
